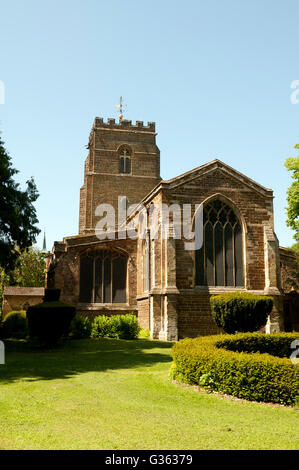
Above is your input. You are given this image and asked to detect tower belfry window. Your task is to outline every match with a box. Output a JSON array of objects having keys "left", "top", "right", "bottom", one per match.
[{"left": 120, "top": 149, "right": 131, "bottom": 174}]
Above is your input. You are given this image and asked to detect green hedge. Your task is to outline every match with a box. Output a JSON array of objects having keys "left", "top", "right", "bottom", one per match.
[
  {"left": 27, "top": 289, "right": 76, "bottom": 346},
  {"left": 91, "top": 314, "right": 140, "bottom": 340},
  {"left": 210, "top": 292, "right": 273, "bottom": 333},
  {"left": 1, "top": 311, "right": 28, "bottom": 339},
  {"left": 69, "top": 315, "right": 92, "bottom": 339},
  {"left": 216, "top": 332, "right": 299, "bottom": 358},
  {"left": 171, "top": 333, "right": 299, "bottom": 405}
]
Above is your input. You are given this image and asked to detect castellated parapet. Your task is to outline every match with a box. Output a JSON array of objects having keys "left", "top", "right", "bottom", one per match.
[{"left": 93, "top": 117, "right": 156, "bottom": 132}]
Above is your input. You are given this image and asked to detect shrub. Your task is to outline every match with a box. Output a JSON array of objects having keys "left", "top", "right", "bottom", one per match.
[
  {"left": 210, "top": 292, "right": 273, "bottom": 333},
  {"left": 2, "top": 311, "right": 28, "bottom": 339},
  {"left": 26, "top": 289, "right": 76, "bottom": 346},
  {"left": 69, "top": 315, "right": 92, "bottom": 339},
  {"left": 118, "top": 314, "right": 141, "bottom": 340},
  {"left": 171, "top": 333, "right": 299, "bottom": 405},
  {"left": 91, "top": 314, "right": 140, "bottom": 340},
  {"left": 216, "top": 331, "right": 298, "bottom": 357},
  {"left": 139, "top": 328, "right": 150, "bottom": 339},
  {"left": 91, "top": 315, "right": 117, "bottom": 339}
]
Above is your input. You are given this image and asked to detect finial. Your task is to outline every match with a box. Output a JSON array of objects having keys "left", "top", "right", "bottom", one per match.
[
  {"left": 42, "top": 229, "right": 47, "bottom": 253},
  {"left": 115, "top": 96, "right": 126, "bottom": 122}
]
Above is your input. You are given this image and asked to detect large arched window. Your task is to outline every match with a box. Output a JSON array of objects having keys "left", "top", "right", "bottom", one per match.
[
  {"left": 79, "top": 250, "right": 127, "bottom": 303},
  {"left": 119, "top": 149, "right": 131, "bottom": 174},
  {"left": 196, "top": 199, "right": 244, "bottom": 287}
]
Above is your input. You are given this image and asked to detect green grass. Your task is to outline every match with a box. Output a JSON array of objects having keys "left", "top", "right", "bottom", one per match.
[{"left": 0, "top": 338, "right": 298, "bottom": 450}]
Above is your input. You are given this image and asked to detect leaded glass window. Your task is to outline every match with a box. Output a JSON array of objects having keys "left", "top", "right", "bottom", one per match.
[
  {"left": 79, "top": 250, "right": 127, "bottom": 303},
  {"left": 120, "top": 149, "right": 131, "bottom": 174},
  {"left": 196, "top": 200, "right": 244, "bottom": 287}
]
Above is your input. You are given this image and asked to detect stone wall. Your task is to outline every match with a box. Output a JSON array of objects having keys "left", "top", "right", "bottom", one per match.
[
  {"left": 279, "top": 247, "right": 299, "bottom": 293},
  {"left": 177, "top": 291, "right": 221, "bottom": 338},
  {"left": 136, "top": 297, "right": 150, "bottom": 330},
  {"left": 2, "top": 287, "right": 44, "bottom": 319}
]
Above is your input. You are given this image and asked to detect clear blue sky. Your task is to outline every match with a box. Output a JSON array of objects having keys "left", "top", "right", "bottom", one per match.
[{"left": 0, "top": 0, "right": 298, "bottom": 249}]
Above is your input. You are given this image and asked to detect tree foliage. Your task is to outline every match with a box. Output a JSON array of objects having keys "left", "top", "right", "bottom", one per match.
[
  {"left": 285, "top": 144, "right": 299, "bottom": 242},
  {"left": 0, "top": 247, "right": 45, "bottom": 319},
  {"left": 290, "top": 240, "right": 299, "bottom": 253},
  {"left": 0, "top": 267, "right": 9, "bottom": 320},
  {"left": 8, "top": 247, "right": 46, "bottom": 287},
  {"left": 0, "top": 133, "right": 40, "bottom": 269}
]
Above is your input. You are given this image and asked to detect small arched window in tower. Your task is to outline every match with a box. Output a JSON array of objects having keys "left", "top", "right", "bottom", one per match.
[
  {"left": 120, "top": 149, "right": 131, "bottom": 174},
  {"left": 195, "top": 199, "right": 244, "bottom": 287}
]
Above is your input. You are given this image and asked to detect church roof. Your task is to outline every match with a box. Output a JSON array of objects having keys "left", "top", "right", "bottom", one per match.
[
  {"left": 125, "top": 159, "right": 273, "bottom": 223},
  {"left": 145, "top": 158, "right": 272, "bottom": 201},
  {"left": 165, "top": 159, "right": 272, "bottom": 193}
]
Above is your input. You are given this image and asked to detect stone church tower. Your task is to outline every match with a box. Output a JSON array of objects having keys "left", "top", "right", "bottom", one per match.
[{"left": 79, "top": 118, "right": 161, "bottom": 234}]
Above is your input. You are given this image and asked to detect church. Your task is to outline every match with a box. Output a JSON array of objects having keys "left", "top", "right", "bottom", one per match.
[{"left": 46, "top": 117, "right": 299, "bottom": 340}]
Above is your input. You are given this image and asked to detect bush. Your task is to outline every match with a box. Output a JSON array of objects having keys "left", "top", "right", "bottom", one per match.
[
  {"left": 91, "top": 314, "right": 140, "bottom": 340},
  {"left": 69, "top": 315, "right": 92, "bottom": 339},
  {"left": 1, "top": 311, "right": 28, "bottom": 338},
  {"left": 171, "top": 333, "right": 299, "bottom": 405},
  {"left": 210, "top": 292, "right": 273, "bottom": 333},
  {"left": 139, "top": 328, "right": 150, "bottom": 339},
  {"left": 216, "top": 332, "right": 298, "bottom": 357},
  {"left": 27, "top": 289, "right": 76, "bottom": 346},
  {"left": 118, "top": 314, "right": 141, "bottom": 340},
  {"left": 91, "top": 315, "right": 117, "bottom": 339}
]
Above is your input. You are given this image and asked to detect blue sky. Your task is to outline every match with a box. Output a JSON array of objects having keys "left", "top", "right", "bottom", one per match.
[{"left": 0, "top": 0, "right": 298, "bottom": 249}]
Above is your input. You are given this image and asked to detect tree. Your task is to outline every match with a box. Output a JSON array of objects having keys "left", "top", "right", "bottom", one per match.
[
  {"left": 0, "top": 267, "right": 9, "bottom": 320},
  {"left": 8, "top": 247, "right": 46, "bottom": 287},
  {"left": 0, "top": 133, "right": 40, "bottom": 269},
  {"left": 0, "top": 247, "right": 45, "bottom": 320},
  {"left": 285, "top": 144, "right": 299, "bottom": 242}
]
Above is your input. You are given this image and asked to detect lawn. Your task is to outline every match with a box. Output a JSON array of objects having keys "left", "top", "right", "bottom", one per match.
[{"left": 0, "top": 338, "right": 298, "bottom": 450}]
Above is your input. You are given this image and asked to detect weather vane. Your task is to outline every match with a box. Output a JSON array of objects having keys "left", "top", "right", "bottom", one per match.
[{"left": 115, "top": 96, "right": 126, "bottom": 121}]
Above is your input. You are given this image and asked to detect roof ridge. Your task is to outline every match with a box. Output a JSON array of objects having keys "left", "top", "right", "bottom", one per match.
[{"left": 165, "top": 159, "right": 273, "bottom": 193}]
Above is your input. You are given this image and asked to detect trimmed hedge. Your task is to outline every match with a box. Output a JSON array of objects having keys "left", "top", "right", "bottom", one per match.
[
  {"left": 27, "top": 289, "right": 76, "bottom": 346},
  {"left": 91, "top": 314, "right": 140, "bottom": 340},
  {"left": 216, "top": 332, "right": 299, "bottom": 358},
  {"left": 171, "top": 333, "right": 299, "bottom": 405},
  {"left": 1, "top": 311, "right": 28, "bottom": 339},
  {"left": 210, "top": 292, "right": 273, "bottom": 333}
]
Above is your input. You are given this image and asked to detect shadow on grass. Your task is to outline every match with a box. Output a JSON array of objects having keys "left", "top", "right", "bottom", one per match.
[{"left": 0, "top": 338, "right": 173, "bottom": 384}]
